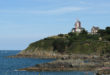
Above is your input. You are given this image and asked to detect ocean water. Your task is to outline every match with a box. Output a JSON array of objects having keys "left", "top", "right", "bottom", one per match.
[{"left": 0, "top": 50, "right": 95, "bottom": 75}]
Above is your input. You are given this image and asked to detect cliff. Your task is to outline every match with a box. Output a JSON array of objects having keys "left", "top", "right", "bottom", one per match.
[{"left": 16, "top": 32, "right": 110, "bottom": 58}]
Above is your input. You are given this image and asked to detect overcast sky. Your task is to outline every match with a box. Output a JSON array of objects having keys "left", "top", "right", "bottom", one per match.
[{"left": 0, "top": 0, "right": 110, "bottom": 50}]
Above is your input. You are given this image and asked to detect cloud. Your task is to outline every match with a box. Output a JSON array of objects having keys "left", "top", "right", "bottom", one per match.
[
  {"left": 42, "top": 6, "right": 86, "bottom": 14},
  {"left": 0, "top": 6, "right": 87, "bottom": 15}
]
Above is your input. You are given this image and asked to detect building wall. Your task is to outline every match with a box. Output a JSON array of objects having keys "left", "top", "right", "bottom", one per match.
[{"left": 91, "top": 27, "right": 99, "bottom": 34}]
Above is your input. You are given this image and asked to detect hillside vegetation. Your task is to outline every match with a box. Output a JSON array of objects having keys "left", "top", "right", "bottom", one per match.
[{"left": 19, "top": 27, "right": 110, "bottom": 56}]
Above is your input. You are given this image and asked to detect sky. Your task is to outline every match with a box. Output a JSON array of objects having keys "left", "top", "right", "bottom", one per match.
[{"left": 0, "top": 0, "right": 110, "bottom": 50}]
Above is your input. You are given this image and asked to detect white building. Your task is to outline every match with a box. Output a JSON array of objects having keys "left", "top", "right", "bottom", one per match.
[
  {"left": 91, "top": 26, "right": 99, "bottom": 34},
  {"left": 72, "top": 20, "right": 84, "bottom": 33}
]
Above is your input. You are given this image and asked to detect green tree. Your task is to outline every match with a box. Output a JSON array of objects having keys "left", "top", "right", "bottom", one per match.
[
  {"left": 80, "top": 29, "right": 88, "bottom": 35},
  {"left": 98, "top": 29, "right": 106, "bottom": 36},
  {"left": 58, "top": 34, "right": 64, "bottom": 37},
  {"left": 53, "top": 39, "right": 69, "bottom": 53},
  {"left": 68, "top": 32, "right": 77, "bottom": 37},
  {"left": 106, "top": 27, "right": 110, "bottom": 34}
]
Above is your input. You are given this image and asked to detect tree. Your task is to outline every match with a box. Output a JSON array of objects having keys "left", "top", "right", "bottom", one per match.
[
  {"left": 68, "top": 32, "right": 76, "bottom": 37},
  {"left": 98, "top": 29, "right": 106, "bottom": 36},
  {"left": 58, "top": 34, "right": 64, "bottom": 37},
  {"left": 53, "top": 39, "right": 69, "bottom": 53},
  {"left": 80, "top": 29, "right": 88, "bottom": 35},
  {"left": 106, "top": 27, "right": 110, "bottom": 34}
]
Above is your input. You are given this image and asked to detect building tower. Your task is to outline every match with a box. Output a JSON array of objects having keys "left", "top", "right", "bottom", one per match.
[
  {"left": 75, "top": 20, "right": 81, "bottom": 29},
  {"left": 72, "top": 19, "right": 84, "bottom": 33}
]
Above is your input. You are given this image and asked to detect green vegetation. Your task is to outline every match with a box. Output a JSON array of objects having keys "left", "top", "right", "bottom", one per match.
[
  {"left": 23, "top": 27, "right": 110, "bottom": 55},
  {"left": 98, "top": 27, "right": 110, "bottom": 41}
]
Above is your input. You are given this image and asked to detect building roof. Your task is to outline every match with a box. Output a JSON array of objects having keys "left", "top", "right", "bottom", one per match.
[
  {"left": 92, "top": 26, "right": 99, "bottom": 30},
  {"left": 75, "top": 19, "right": 81, "bottom": 24}
]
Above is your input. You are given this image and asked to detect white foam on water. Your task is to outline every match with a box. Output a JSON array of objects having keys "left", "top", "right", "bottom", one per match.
[{"left": 14, "top": 69, "right": 26, "bottom": 72}]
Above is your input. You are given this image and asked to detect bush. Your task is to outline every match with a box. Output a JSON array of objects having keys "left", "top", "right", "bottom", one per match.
[
  {"left": 53, "top": 38, "right": 69, "bottom": 53},
  {"left": 58, "top": 34, "right": 64, "bottom": 37}
]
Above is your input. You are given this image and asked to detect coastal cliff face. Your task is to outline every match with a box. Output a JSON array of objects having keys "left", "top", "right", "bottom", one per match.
[
  {"left": 19, "top": 50, "right": 66, "bottom": 58},
  {"left": 18, "top": 37, "right": 68, "bottom": 58},
  {"left": 16, "top": 33, "right": 110, "bottom": 58}
]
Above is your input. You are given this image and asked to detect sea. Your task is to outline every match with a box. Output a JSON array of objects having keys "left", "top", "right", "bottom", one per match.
[{"left": 0, "top": 50, "right": 95, "bottom": 75}]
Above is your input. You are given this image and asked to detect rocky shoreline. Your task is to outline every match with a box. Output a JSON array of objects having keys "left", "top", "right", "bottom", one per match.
[
  {"left": 9, "top": 53, "right": 110, "bottom": 75},
  {"left": 8, "top": 50, "right": 71, "bottom": 59},
  {"left": 17, "top": 56, "right": 110, "bottom": 75},
  {"left": 18, "top": 66, "right": 97, "bottom": 72},
  {"left": 8, "top": 52, "right": 89, "bottom": 59}
]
